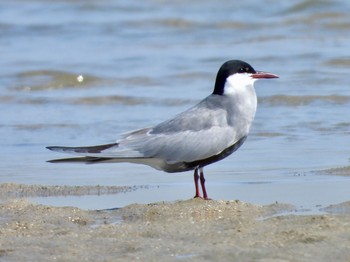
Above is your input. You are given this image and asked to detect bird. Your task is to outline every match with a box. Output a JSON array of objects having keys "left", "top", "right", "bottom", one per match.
[{"left": 47, "top": 60, "right": 278, "bottom": 200}]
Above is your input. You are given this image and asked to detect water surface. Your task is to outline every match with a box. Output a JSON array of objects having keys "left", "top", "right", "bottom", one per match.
[{"left": 1, "top": 0, "right": 350, "bottom": 210}]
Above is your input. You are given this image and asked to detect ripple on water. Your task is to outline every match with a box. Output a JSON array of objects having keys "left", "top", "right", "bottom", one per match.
[
  {"left": 68, "top": 95, "right": 147, "bottom": 106},
  {"left": 12, "top": 70, "right": 108, "bottom": 91},
  {"left": 317, "top": 166, "right": 350, "bottom": 177},
  {"left": 260, "top": 95, "right": 350, "bottom": 106},
  {"left": 323, "top": 58, "right": 350, "bottom": 67}
]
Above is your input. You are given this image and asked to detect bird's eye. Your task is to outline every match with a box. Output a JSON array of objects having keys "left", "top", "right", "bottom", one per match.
[{"left": 238, "top": 67, "right": 250, "bottom": 73}]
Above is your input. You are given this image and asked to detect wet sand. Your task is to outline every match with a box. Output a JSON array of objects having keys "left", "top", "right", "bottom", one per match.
[{"left": 1, "top": 178, "right": 350, "bottom": 262}]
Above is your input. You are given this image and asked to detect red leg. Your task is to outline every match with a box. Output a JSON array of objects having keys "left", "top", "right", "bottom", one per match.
[
  {"left": 199, "top": 167, "right": 210, "bottom": 200},
  {"left": 193, "top": 167, "right": 201, "bottom": 198}
]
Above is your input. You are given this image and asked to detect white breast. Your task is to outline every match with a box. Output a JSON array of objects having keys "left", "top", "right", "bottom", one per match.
[{"left": 223, "top": 73, "right": 258, "bottom": 135}]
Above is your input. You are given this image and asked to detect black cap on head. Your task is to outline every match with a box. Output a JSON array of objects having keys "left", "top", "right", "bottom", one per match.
[{"left": 213, "top": 60, "right": 256, "bottom": 95}]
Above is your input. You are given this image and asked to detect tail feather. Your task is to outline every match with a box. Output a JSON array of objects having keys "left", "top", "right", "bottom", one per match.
[
  {"left": 46, "top": 143, "right": 164, "bottom": 169},
  {"left": 46, "top": 143, "right": 119, "bottom": 164},
  {"left": 47, "top": 156, "right": 116, "bottom": 164},
  {"left": 46, "top": 142, "right": 157, "bottom": 165},
  {"left": 46, "top": 143, "right": 118, "bottom": 154},
  {"left": 47, "top": 156, "right": 160, "bottom": 167}
]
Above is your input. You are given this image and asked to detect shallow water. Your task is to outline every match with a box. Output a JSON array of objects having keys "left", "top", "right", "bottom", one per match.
[{"left": 1, "top": 0, "right": 350, "bottom": 210}]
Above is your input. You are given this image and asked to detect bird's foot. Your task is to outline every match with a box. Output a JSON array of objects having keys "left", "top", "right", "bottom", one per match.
[{"left": 193, "top": 195, "right": 211, "bottom": 200}]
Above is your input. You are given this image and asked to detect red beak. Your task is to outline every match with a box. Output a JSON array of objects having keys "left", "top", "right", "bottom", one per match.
[{"left": 251, "top": 71, "right": 279, "bottom": 79}]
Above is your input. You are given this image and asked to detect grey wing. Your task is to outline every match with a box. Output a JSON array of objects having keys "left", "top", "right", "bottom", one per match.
[
  {"left": 118, "top": 103, "right": 242, "bottom": 164},
  {"left": 140, "top": 127, "right": 239, "bottom": 164},
  {"left": 48, "top": 96, "right": 244, "bottom": 165}
]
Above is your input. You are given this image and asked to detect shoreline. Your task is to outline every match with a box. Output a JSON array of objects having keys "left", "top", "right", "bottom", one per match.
[{"left": 0, "top": 181, "right": 350, "bottom": 261}]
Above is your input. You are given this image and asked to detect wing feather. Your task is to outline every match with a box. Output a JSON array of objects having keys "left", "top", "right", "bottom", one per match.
[{"left": 47, "top": 94, "right": 248, "bottom": 169}]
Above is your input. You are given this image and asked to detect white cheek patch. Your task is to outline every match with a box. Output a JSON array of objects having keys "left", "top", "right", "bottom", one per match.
[{"left": 223, "top": 74, "right": 257, "bottom": 96}]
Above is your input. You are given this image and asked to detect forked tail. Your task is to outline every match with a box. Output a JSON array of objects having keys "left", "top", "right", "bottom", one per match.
[
  {"left": 46, "top": 143, "right": 118, "bottom": 154},
  {"left": 46, "top": 143, "right": 119, "bottom": 164}
]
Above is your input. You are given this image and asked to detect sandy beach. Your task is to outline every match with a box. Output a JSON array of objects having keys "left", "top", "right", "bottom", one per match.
[
  {"left": 1, "top": 0, "right": 350, "bottom": 261},
  {"left": 1, "top": 177, "right": 350, "bottom": 262}
]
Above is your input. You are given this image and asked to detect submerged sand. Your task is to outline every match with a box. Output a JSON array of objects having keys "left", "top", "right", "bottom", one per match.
[{"left": 1, "top": 181, "right": 350, "bottom": 261}]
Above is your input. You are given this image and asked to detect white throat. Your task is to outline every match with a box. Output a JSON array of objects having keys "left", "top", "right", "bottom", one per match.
[
  {"left": 222, "top": 73, "right": 258, "bottom": 134},
  {"left": 223, "top": 73, "right": 257, "bottom": 96}
]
